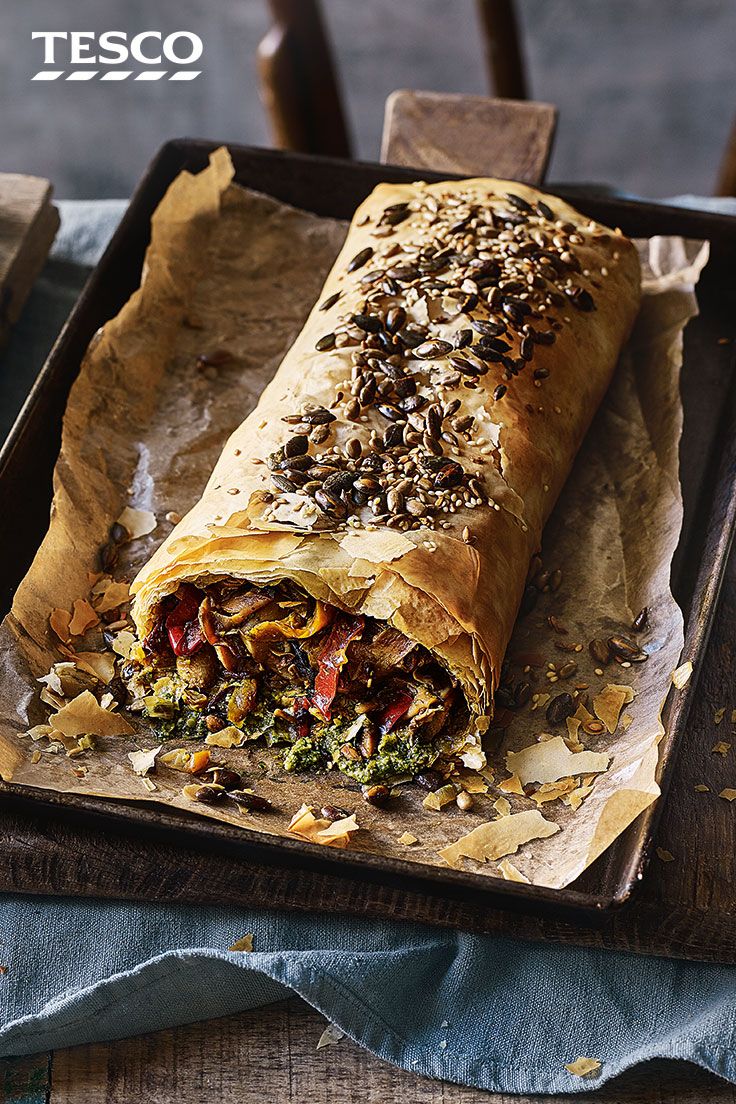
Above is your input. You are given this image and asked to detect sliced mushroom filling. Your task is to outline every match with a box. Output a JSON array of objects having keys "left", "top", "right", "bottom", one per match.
[{"left": 123, "top": 580, "right": 467, "bottom": 783}]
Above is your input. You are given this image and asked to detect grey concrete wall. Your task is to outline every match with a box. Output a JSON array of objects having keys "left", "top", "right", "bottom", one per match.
[{"left": 1, "top": 0, "right": 733, "bottom": 199}]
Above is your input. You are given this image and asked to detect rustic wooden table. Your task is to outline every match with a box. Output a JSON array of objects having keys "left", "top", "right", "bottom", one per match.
[
  {"left": 1, "top": 94, "right": 734, "bottom": 1103},
  {"left": 3, "top": 1000, "right": 735, "bottom": 1104}
]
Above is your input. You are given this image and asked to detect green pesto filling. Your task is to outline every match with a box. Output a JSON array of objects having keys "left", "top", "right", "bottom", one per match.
[
  {"left": 137, "top": 670, "right": 444, "bottom": 784},
  {"left": 155, "top": 711, "right": 211, "bottom": 743},
  {"left": 284, "top": 729, "right": 440, "bottom": 784}
]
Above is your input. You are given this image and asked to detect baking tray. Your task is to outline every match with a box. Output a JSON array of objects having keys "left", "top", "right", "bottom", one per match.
[{"left": 1, "top": 140, "right": 736, "bottom": 925}]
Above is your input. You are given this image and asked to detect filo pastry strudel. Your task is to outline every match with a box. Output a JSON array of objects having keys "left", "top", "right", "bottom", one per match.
[{"left": 124, "top": 178, "right": 641, "bottom": 785}]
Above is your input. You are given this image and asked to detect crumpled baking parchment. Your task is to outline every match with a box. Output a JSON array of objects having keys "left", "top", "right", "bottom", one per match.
[{"left": 0, "top": 151, "right": 708, "bottom": 888}]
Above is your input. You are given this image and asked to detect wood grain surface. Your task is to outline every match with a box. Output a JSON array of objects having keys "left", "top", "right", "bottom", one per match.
[
  {"left": 381, "top": 91, "right": 557, "bottom": 182},
  {"left": 0, "top": 175, "right": 59, "bottom": 349},
  {"left": 1, "top": 999, "right": 730, "bottom": 1104}
]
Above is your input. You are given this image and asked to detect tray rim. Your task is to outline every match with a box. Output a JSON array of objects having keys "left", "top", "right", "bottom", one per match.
[{"left": 2, "top": 137, "right": 736, "bottom": 923}]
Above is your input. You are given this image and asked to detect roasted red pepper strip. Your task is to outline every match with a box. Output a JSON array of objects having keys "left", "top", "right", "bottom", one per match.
[
  {"left": 312, "top": 615, "right": 365, "bottom": 720},
  {"left": 376, "top": 688, "right": 414, "bottom": 735},
  {"left": 291, "top": 695, "right": 312, "bottom": 740},
  {"left": 166, "top": 586, "right": 205, "bottom": 656}
]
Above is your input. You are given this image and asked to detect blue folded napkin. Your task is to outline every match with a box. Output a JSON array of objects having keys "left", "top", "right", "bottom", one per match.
[
  {"left": 2, "top": 894, "right": 736, "bottom": 1094},
  {"left": 1, "top": 195, "right": 735, "bottom": 1095}
]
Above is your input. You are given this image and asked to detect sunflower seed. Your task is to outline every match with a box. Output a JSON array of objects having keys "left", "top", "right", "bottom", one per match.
[
  {"left": 315, "top": 333, "right": 336, "bottom": 351},
  {"left": 449, "top": 355, "right": 483, "bottom": 377},
  {"left": 376, "top": 403, "right": 405, "bottom": 423},
  {"left": 384, "top": 423, "right": 404, "bottom": 447},
  {"left": 359, "top": 378, "right": 377, "bottom": 406},
  {"left": 363, "top": 783, "right": 391, "bottom": 806},
  {"left": 384, "top": 207, "right": 410, "bottom": 226},
  {"left": 422, "top": 433, "right": 443, "bottom": 456},
  {"left": 355, "top": 476, "right": 380, "bottom": 493},
  {"left": 348, "top": 247, "right": 374, "bottom": 273},
  {"left": 187, "top": 784, "right": 225, "bottom": 805},
  {"left": 319, "top": 292, "right": 340, "bottom": 311},
  {"left": 229, "top": 791, "right": 273, "bottom": 812},
  {"left": 310, "top": 424, "right": 330, "bottom": 445},
  {"left": 400, "top": 394, "right": 427, "bottom": 414},
  {"left": 425, "top": 403, "right": 443, "bottom": 438},
  {"left": 381, "top": 359, "right": 406, "bottom": 381},
  {"left": 284, "top": 434, "right": 309, "bottom": 458},
  {"left": 394, "top": 376, "right": 417, "bottom": 398},
  {"left": 320, "top": 803, "right": 351, "bottom": 822},
  {"left": 352, "top": 313, "right": 383, "bottom": 334},
  {"left": 280, "top": 454, "right": 312, "bottom": 472},
  {"left": 302, "top": 408, "right": 336, "bottom": 426},
  {"left": 470, "top": 319, "right": 507, "bottom": 338},
  {"left": 109, "top": 521, "right": 129, "bottom": 544},
  {"left": 386, "top": 264, "right": 418, "bottom": 282},
  {"left": 546, "top": 692, "right": 576, "bottom": 725},
  {"left": 472, "top": 345, "right": 504, "bottom": 365},
  {"left": 608, "top": 634, "right": 642, "bottom": 660},
  {"left": 454, "top": 328, "right": 473, "bottom": 349},
  {"left": 478, "top": 334, "right": 512, "bottom": 354},
  {"left": 632, "top": 607, "right": 649, "bottom": 632},
  {"left": 271, "top": 474, "right": 297, "bottom": 494},
  {"left": 324, "top": 471, "right": 355, "bottom": 495},
  {"left": 315, "top": 489, "right": 346, "bottom": 517},
  {"left": 506, "top": 192, "right": 534, "bottom": 214},
  {"left": 558, "top": 661, "right": 578, "bottom": 679},
  {"left": 434, "top": 461, "right": 464, "bottom": 488},
  {"left": 386, "top": 306, "right": 407, "bottom": 333},
  {"left": 99, "top": 541, "right": 118, "bottom": 572},
  {"left": 387, "top": 489, "right": 405, "bottom": 514},
  {"left": 399, "top": 327, "right": 427, "bottom": 349},
  {"left": 415, "top": 339, "right": 453, "bottom": 359}
]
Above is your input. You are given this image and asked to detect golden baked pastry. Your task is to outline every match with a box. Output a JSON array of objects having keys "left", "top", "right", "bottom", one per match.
[{"left": 126, "top": 178, "right": 641, "bottom": 784}]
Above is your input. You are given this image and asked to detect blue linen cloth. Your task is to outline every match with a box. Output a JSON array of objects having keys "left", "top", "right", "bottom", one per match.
[{"left": 1, "top": 195, "right": 736, "bottom": 1095}]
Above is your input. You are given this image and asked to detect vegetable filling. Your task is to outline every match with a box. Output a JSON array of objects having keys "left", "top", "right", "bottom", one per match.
[{"left": 123, "top": 580, "right": 468, "bottom": 783}]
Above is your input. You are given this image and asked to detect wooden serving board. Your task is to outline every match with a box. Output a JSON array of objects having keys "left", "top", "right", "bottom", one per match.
[{"left": 0, "top": 174, "right": 59, "bottom": 348}]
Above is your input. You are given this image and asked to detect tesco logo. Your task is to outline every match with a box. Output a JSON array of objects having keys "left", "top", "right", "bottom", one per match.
[{"left": 31, "top": 31, "right": 203, "bottom": 81}]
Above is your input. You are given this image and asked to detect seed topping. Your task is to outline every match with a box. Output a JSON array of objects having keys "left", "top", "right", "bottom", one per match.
[{"left": 260, "top": 184, "right": 610, "bottom": 531}]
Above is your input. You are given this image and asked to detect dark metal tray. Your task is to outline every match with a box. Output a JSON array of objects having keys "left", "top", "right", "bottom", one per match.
[{"left": 2, "top": 140, "right": 736, "bottom": 925}]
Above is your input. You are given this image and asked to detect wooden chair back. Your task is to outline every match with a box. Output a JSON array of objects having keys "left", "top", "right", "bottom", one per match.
[{"left": 258, "top": 0, "right": 528, "bottom": 159}]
